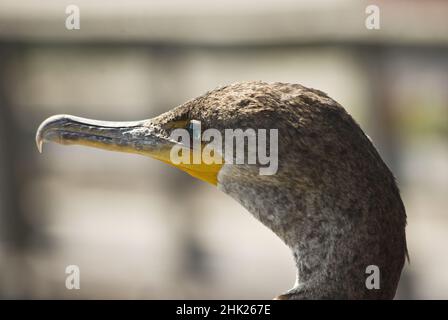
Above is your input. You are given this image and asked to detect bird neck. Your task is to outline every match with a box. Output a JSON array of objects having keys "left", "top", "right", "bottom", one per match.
[{"left": 218, "top": 167, "right": 405, "bottom": 299}]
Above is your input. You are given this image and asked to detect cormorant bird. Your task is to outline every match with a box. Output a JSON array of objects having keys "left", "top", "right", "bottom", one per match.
[{"left": 36, "top": 81, "right": 407, "bottom": 299}]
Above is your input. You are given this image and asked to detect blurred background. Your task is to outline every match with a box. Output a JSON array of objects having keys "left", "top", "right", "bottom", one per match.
[{"left": 0, "top": 0, "right": 447, "bottom": 299}]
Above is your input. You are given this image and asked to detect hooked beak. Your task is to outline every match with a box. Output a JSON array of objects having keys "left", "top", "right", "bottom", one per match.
[
  {"left": 35, "top": 114, "right": 175, "bottom": 160},
  {"left": 36, "top": 114, "right": 222, "bottom": 185}
]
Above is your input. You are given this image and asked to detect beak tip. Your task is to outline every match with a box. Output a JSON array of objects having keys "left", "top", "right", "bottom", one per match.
[
  {"left": 36, "top": 117, "right": 53, "bottom": 154},
  {"left": 36, "top": 139, "right": 43, "bottom": 153},
  {"left": 35, "top": 131, "right": 43, "bottom": 153},
  {"left": 35, "top": 114, "right": 68, "bottom": 154}
]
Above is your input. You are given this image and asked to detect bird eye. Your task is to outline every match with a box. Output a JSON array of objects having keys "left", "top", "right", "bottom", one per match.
[{"left": 188, "top": 120, "right": 201, "bottom": 140}]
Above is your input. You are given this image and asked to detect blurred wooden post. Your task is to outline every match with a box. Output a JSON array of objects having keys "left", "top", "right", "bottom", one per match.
[
  {"left": 360, "top": 46, "right": 401, "bottom": 176},
  {"left": 0, "top": 45, "right": 38, "bottom": 298}
]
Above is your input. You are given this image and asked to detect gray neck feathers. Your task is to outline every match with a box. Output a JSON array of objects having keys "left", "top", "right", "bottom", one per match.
[{"left": 218, "top": 163, "right": 406, "bottom": 299}]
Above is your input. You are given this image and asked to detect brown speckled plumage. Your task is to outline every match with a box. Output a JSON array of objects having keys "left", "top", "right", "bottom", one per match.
[{"left": 152, "top": 81, "right": 408, "bottom": 299}]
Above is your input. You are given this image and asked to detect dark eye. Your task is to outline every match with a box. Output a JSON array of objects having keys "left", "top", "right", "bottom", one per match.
[
  {"left": 187, "top": 120, "right": 201, "bottom": 140},
  {"left": 187, "top": 121, "right": 194, "bottom": 132}
]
